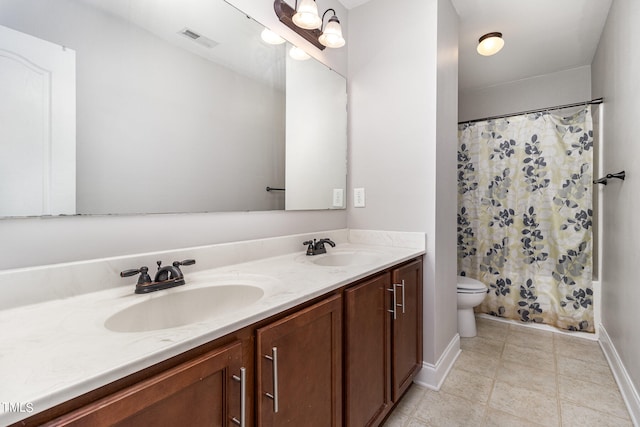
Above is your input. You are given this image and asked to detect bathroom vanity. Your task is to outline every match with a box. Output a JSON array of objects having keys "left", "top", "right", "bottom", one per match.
[{"left": 0, "top": 230, "right": 424, "bottom": 426}]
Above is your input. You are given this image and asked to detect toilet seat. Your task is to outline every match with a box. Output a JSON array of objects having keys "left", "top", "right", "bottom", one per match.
[
  {"left": 457, "top": 276, "right": 487, "bottom": 293},
  {"left": 458, "top": 288, "right": 486, "bottom": 294}
]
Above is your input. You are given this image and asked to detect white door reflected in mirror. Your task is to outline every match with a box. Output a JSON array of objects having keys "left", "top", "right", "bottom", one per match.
[{"left": 0, "top": 25, "right": 76, "bottom": 217}]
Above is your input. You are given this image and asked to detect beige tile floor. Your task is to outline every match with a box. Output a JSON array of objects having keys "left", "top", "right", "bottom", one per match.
[{"left": 384, "top": 316, "right": 634, "bottom": 427}]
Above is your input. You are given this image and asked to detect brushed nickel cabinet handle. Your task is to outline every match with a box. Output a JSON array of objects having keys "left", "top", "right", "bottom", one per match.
[
  {"left": 397, "top": 280, "right": 406, "bottom": 314},
  {"left": 264, "top": 347, "right": 279, "bottom": 413},
  {"left": 231, "top": 367, "right": 246, "bottom": 426},
  {"left": 387, "top": 287, "right": 397, "bottom": 320}
]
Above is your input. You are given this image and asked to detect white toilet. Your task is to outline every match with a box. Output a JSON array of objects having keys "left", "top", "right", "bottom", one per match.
[{"left": 457, "top": 276, "right": 488, "bottom": 337}]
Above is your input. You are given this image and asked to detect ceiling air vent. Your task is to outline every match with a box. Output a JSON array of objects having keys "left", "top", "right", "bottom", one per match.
[{"left": 178, "top": 27, "right": 219, "bottom": 48}]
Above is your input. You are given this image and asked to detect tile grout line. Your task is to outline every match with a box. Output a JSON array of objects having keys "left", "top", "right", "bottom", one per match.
[
  {"left": 554, "top": 333, "right": 563, "bottom": 427},
  {"left": 502, "top": 321, "right": 560, "bottom": 426},
  {"left": 481, "top": 327, "right": 507, "bottom": 425}
]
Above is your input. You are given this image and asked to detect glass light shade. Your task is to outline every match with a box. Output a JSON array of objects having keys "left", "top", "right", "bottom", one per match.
[
  {"left": 292, "top": 0, "right": 322, "bottom": 29},
  {"left": 261, "top": 28, "right": 285, "bottom": 45},
  {"left": 477, "top": 32, "right": 504, "bottom": 56},
  {"left": 289, "top": 46, "right": 310, "bottom": 60},
  {"left": 319, "top": 17, "right": 345, "bottom": 48}
]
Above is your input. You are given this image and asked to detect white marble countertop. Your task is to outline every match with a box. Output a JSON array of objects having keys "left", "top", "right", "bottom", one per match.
[{"left": 0, "top": 230, "right": 424, "bottom": 425}]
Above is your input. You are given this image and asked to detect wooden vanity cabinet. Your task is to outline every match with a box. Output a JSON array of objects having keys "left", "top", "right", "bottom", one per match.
[
  {"left": 344, "top": 258, "right": 423, "bottom": 426},
  {"left": 256, "top": 294, "right": 343, "bottom": 427},
  {"left": 44, "top": 340, "right": 247, "bottom": 427},
  {"left": 390, "top": 259, "right": 423, "bottom": 401},
  {"left": 344, "top": 273, "right": 392, "bottom": 426},
  {"left": 16, "top": 257, "right": 422, "bottom": 427}
]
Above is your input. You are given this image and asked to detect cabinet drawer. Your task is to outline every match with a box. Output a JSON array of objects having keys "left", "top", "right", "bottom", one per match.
[{"left": 45, "top": 341, "right": 244, "bottom": 427}]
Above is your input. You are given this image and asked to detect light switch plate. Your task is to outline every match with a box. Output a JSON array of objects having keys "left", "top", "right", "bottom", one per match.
[
  {"left": 332, "top": 188, "right": 344, "bottom": 207},
  {"left": 353, "top": 188, "right": 365, "bottom": 208}
]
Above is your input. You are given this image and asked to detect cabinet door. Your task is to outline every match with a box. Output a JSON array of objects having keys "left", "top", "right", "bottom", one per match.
[
  {"left": 391, "top": 259, "right": 423, "bottom": 402},
  {"left": 46, "top": 341, "right": 246, "bottom": 427},
  {"left": 344, "top": 273, "right": 392, "bottom": 427},
  {"left": 256, "top": 294, "right": 342, "bottom": 427}
]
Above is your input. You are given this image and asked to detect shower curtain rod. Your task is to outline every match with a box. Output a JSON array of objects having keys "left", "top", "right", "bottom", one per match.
[{"left": 458, "top": 97, "right": 604, "bottom": 125}]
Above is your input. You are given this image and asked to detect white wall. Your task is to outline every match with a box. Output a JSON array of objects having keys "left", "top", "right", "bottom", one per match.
[
  {"left": 433, "top": 0, "right": 459, "bottom": 366},
  {"left": 459, "top": 65, "right": 592, "bottom": 122},
  {"left": 0, "top": 0, "right": 349, "bottom": 270},
  {"left": 348, "top": 0, "right": 458, "bottom": 366},
  {"left": 0, "top": 211, "right": 346, "bottom": 270},
  {"left": 591, "top": 0, "right": 640, "bottom": 406}
]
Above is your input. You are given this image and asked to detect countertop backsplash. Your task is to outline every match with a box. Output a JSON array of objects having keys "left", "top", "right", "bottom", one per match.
[{"left": 0, "top": 229, "right": 425, "bottom": 310}]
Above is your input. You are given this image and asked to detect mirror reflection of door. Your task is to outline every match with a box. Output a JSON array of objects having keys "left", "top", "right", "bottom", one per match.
[{"left": 0, "top": 24, "right": 75, "bottom": 217}]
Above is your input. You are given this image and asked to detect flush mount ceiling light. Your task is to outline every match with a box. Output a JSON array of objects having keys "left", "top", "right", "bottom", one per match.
[
  {"left": 477, "top": 32, "right": 504, "bottom": 56},
  {"left": 274, "top": 0, "right": 345, "bottom": 50}
]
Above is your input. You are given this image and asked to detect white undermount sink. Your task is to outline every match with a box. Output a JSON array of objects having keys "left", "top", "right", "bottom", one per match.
[
  {"left": 104, "top": 284, "right": 264, "bottom": 333},
  {"left": 307, "top": 250, "right": 384, "bottom": 267}
]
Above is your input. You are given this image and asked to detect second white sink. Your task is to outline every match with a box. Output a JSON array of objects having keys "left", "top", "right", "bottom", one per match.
[
  {"left": 307, "top": 250, "right": 384, "bottom": 267},
  {"left": 105, "top": 284, "right": 264, "bottom": 333}
]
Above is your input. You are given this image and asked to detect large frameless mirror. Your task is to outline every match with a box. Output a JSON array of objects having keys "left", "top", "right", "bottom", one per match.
[{"left": 0, "top": 0, "right": 346, "bottom": 217}]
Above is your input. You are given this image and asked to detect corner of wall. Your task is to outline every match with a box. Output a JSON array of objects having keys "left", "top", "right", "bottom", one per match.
[
  {"left": 414, "top": 333, "right": 460, "bottom": 390},
  {"left": 599, "top": 324, "right": 640, "bottom": 425}
]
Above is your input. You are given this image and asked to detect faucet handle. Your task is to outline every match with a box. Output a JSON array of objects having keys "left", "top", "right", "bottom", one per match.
[
  {"left": 303, "top": 240, "right": 315, "bottom": 256},
  {"left": 120, "top": 266, "right": 152, "bottom": 285},
  {"left": 171, "top": 259, "right": 196, "bottom": 278},
  {"left": 173, "top": 259, "right": 196, "bottom": 267}
]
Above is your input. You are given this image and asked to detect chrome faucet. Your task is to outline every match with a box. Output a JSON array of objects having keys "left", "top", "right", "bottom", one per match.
[
  {"left": 120, "top": 259, "right": 196, "bottom": 294},
  {"left": 303, "top": 238, "right": 336, "bottom": 256}
]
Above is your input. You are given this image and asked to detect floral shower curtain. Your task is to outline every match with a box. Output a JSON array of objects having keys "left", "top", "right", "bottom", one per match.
[{"left": 457, "top": 107, "right": 594, "bottom": 332}]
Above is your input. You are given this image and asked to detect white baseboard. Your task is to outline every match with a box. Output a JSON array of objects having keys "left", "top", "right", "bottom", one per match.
[
  {"left": 413, "top": 333, "right": 461, "bottom": 391},
  {"left": 599, "top": 324, "right": 640, "bottom": 426}
]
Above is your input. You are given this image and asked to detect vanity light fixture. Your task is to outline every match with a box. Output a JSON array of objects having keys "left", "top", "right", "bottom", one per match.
[
  {"left": 261, "top": 28, "right": 286, "bottom": 45},
  {"left": 274, "top": 0, "right": 345, "bottom": 50},
  {"left": 292, "top": 0, "right": 322, "bottom": 29},
  {"left": 477, "top": 32, "right": 504, "bottom": 56},
  {"left": 318, "top": 10, "right": 345, "bottom": 48}
]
